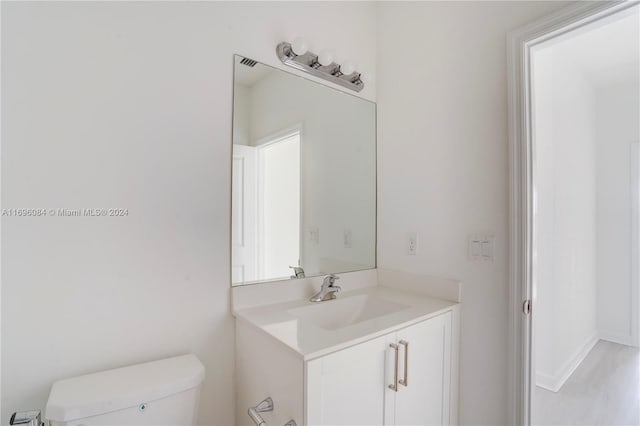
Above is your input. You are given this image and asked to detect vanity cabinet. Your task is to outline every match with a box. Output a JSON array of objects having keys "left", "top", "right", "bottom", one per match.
[
  {"left": 235, "top": 309, "right": 456, "bottom": 426},
  {"left": 306, "top": 312, "right": 452, "bottom": 426},
  {"left": 306, "top": 333, "right": 391, "bottom": 425}
]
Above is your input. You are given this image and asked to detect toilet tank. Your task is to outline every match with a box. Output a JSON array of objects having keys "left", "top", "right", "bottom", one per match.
[{"left": 45, "top": 354, "right": 205, "bottom": 426}]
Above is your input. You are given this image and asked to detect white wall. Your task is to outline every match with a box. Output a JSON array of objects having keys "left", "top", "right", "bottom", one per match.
[
  {"left": 1, "top": 2, "right": 376, "bottom": 424},
  {"left": 533, "top": 48, "right": 599, "bottom": 388},
  {"left": 375, "top": 1, "right": 571, "bottom": 424},
  {"left": 596, "top": 79, "right": 640, "bottom": 345}
]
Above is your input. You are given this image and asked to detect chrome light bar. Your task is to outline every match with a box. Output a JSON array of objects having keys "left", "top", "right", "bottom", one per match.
[{"left": 276, "top": 42, "right": 364, "bottom": 92}]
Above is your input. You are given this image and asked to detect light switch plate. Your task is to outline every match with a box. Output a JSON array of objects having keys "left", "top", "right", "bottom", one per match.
[{"left": 469, "top": 234, "right": 494, "bottom": 261}]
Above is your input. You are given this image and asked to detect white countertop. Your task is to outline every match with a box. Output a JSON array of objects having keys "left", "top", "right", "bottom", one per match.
[{"left": 234, "top": 285, "right": 459, "bottom": 361}]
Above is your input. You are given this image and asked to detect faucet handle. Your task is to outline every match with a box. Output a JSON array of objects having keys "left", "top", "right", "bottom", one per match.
[
  {"left": 311, "top": 275, "right": 342, "bottom": 302},
  {"left": 324, "top": 274, "right": 340, "bottom": 286},
  {"left": 289, "top": 266, "right": 305, "bottom": 278}
]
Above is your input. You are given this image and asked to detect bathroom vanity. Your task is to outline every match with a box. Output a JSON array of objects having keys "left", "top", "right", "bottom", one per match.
[
  {"left": 230, "top": 53, "right": 460, "bottom": 426},
  {"left": 232, "top": 270, "right": 461, "bottom": 426}
]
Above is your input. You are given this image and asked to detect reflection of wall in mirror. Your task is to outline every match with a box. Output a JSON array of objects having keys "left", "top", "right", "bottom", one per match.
[
  {"left": 233, "top": 84, "right": 251, "bottom": 146},
  {"left": 233, "top": 65, "right": 375, "bottom": 281}
]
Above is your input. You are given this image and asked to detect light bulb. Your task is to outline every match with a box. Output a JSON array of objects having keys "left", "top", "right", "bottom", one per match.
[
  {"left": 318, "top": 49, "right": 334, "bottom": 66},
  {"left": 340, "top": 61, "right": 355, "bottom": 75},
  {"left": 360, "top": 72, "right": 372, "bottom": 84},
  {"left": 291, "top": 37, "right": 308, "bottom": 56}
]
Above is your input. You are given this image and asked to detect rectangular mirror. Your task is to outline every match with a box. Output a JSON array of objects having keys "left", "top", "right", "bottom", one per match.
[{"left": 231, "top": 55, "right": 376, "bottom": 286}]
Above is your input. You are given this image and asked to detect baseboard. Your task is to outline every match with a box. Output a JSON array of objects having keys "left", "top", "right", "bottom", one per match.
[
  {"left": 535, "top": 371, "right": 559, "bottom": 392},
  {"left": 536, "top": 333, "right": 599, "bottom": 392},
  {"left": 599, "top": 330, "right": 636, "bottom": 347}
]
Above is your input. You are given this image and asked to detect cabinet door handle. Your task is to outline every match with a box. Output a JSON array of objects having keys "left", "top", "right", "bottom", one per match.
[
  {"left": 389, "top": 343, "right": 399, "bottom": 392},
  {"left": 399, "top": 340, "right": 409, "bottom": 387}
]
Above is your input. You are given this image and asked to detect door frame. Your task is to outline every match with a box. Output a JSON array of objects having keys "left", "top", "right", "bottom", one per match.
[
  {"left": 506, "top": 1, "right": 639, "bottom": 424},
  {"left": 631, "top": 141, "right": 640, "bottom": 350}
]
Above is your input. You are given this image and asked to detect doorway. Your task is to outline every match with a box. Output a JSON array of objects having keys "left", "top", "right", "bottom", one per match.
[
  {"left": 530, "top": 9, "right": 639, "bottom": 424},
  {"left": 508, "top": 2, "right": 640, "bottom": 424}
]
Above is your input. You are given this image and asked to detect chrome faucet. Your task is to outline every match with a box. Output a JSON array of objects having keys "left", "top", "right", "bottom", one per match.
[
  {"left": 310, "top": 274, "right": 341, "bottom": 302},
  {"left": 10, "top": 411, "right": 42, "bottom": 426}
]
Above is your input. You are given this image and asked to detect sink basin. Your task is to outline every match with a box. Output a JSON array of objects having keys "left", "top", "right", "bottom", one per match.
[{"left": 287, "top": 294, "right": 410, "bottom": 330}]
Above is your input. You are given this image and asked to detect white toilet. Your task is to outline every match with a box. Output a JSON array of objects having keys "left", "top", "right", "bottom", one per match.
[{"left": 45, "top": 354, "right": 205, "bottom": 426}]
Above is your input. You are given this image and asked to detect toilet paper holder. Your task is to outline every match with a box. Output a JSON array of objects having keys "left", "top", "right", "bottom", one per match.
[{"left": 248, "top": 397, "right": 296, "bottom": 426}]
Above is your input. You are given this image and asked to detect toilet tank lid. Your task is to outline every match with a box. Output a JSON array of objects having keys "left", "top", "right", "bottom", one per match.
[{"left": 45, "top": 354, "right": 205, "bottom": 422}]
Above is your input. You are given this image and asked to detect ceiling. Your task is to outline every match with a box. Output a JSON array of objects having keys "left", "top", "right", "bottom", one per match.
[{"left": 549, "top": 7, "right": 639, "bottom": 88}]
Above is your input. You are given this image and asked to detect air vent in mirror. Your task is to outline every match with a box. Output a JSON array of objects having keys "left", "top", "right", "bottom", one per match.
[{"left": 240, "top": 57, "right": 258, "bottom": 67}]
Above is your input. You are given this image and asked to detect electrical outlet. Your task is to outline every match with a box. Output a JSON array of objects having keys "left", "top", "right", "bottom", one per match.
[
  {"left": 309, "top": 226, "right": 319, "bottom": 244},
  {"left": 407, "top": 232, "right": 417, "bottom": 255},
  {"left": 344, "top": 229, "right": 352, "bottom": 248}
]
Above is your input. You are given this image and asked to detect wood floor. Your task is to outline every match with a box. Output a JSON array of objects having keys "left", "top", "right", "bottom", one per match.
[{"left": 533, "top": 340, "right": 640, "bottom": 426}]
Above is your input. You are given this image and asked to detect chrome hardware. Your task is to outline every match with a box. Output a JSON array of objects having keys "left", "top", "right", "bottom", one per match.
[
  {"left": 309, "top": 274, "right": 341, "bottom": 302},
  {"left": 289, "top": 265, "right": 305, "bottom": 279},
  {"left": 523, "top": 299, "right": 532, "bottom": 315},
  {"left": 248, "top": 397, "right": 273, "bottom": 426},
  {"left": 10, "top": 411, "right": 42, "bottom": 426},
  {"left": 247, "top": 398, "right": 297, "bottom": 426},
  {"left": 399, "top": 340, "right": 409, "bottom": 387},
  {"left": 389, "top": 343, "right": 399, "bottom": 392},
  {"left": 276, "top": 42, "right": 364, "bottom": 93}
]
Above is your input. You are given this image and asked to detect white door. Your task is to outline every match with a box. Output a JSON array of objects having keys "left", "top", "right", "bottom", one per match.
[
  {"left": 394, "top": 312, "right": 452, "bottom": 426},
  {"left": 257, "top": 133, "right": 300, "bottom": 280},
  {"left": 306, "top": 334, "right": 395, "bottom": 425},
  {"left": 231, "top": 144, "right": 257, "bottom": 283}
]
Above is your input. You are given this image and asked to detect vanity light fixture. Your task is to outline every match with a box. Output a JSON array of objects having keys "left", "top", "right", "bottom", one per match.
[{"left": 276, "top": 39, "right": 365, "bottom": 92}]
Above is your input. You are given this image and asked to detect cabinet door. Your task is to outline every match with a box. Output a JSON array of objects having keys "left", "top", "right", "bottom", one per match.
[
  {"left": 394, "top": 312, "right": 452, "bottom": 426},
  {"left": 306, "top": 334, "right": 396, "bottom": 426}
]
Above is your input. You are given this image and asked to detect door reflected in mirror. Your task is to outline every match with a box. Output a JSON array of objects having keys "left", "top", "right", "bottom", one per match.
[
  {"left": 231, "top": 55, "right": 376, "bottom": 286},
  {"left": 232, "top": 129, "right": 301, "bottom": 283}
]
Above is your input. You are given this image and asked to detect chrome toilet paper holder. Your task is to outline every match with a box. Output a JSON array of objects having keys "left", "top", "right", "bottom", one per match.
[{"left": 248, "top": 397, "right": 296, "bottom": 426}]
